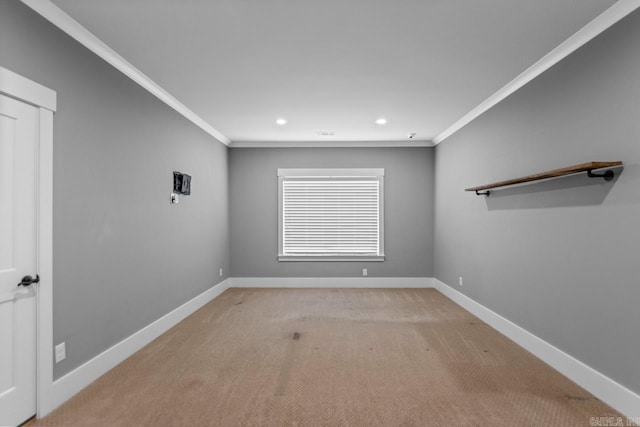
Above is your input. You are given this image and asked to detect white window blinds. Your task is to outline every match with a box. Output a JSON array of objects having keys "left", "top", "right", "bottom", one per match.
[{"left": 278, "top": 169, "right": 384, "bottom": 261}]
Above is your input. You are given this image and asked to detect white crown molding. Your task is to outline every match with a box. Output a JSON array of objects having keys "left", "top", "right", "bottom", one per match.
[
  {"left": 19, "top": 0, "right": 230, "bottom": 146},
  {"left": 230, "top": 140, "right": 435, "bottom": 148},
  {"left": 40, "top": 279, "right": 231, "bottom": 417},
  {"left": 230, "top": 277, "right": 434, "bottom": 288},
  {"left": 0, "top": 66, "right": 57, "bottom": 112},
  {"left": 433, "top": 0, "right": 640, "bottom": 145},
  {"left": 433, "top": 279, "right": 640, "bottom": 417},
  {"left": 19, "top": 0, "right": 639, "bottom": 149}
]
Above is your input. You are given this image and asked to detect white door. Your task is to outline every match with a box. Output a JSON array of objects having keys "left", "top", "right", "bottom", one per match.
[{"left": 0, "top": 94, "right": 38, "bottom": 426}]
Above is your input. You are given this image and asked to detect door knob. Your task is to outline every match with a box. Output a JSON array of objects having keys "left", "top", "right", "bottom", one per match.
[{"left": 17, "top": 274, "right": 40, "bottom": 287}]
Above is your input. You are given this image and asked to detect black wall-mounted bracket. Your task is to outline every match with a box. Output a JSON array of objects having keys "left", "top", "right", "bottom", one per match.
[
  {"left": 475, "top": 190, "right": 491, "bottom": 197},
  {"left": 587, "top": 169, "right": 615, "bottom": 181}
]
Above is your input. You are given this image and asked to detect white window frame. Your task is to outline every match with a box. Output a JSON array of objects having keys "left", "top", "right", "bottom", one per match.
[{"left": 278, "top": 168, "right": 385, "bottom": 262}]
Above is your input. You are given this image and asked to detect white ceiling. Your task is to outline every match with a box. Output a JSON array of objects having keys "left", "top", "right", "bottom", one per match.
[{"left": 51, "top": 0, "right": 618, "bottom": 144}]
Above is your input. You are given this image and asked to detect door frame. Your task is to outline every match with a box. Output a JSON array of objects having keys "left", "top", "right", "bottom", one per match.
[{"left": 0, "top": 66, "right": 56, "bottom": 419}]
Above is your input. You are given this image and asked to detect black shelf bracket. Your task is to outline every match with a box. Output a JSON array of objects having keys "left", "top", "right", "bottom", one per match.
[
  {"left": 587, "top": 169, "right": 615, "bottom": 181},
  {"left": 475, "top": 190, "right": 491, "bottom": 197}
]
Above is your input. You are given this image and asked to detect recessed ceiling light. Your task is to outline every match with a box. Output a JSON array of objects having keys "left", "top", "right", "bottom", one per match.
[
  {"left": 375, "top": 118, "right": 387, "bottom": 125},
  {"left": 276, "top": 118, "right": 287, "bottom": 125}
]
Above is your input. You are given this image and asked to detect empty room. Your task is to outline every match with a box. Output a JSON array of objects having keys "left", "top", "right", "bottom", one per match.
[{"left": 1, "top": 0, "right": 639, "bottom": 426}]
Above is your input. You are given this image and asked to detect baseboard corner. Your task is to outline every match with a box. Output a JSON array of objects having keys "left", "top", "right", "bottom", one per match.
[
  {"left": 40, "top": 278, "right": 231, "bottom": 417},
  {"left": 229, "top": 276, "right": 434, "bottom": 288},
  {"left": 432, "top": 278, "right": 640, "bottom": 417}
]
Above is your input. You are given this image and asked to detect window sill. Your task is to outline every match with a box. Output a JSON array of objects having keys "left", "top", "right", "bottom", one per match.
[{"left": 278, "top": 255, "right": 385, "bottom": 262}]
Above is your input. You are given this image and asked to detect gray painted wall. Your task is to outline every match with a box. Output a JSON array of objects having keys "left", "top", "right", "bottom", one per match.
[
  {"left": 1, "top": 2, "right": 230, "bottom": 379},
  {"left": 3, "top": 0, "right": 636, "bottom": 398},
  {"left": 434, "top": 10, "right": 640, "bottom": 395},
  {"left": 230, "top": 147, "right": 434, "bottom": 278}
]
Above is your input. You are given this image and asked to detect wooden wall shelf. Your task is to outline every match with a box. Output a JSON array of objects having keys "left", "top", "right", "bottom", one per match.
[{"left": 466, "top": 161, "right": 622, "bottom": 196}]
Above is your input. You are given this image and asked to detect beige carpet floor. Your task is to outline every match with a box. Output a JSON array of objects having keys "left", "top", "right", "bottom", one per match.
[{"left": 30, "top": 288, "right": 620, "bottom": 426}]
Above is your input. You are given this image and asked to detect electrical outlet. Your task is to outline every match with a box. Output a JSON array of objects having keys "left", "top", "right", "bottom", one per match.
[
  {"left": 55, "top": 342, "right": 66, "bottom": 363},
  {"left": 459, "top": 276, "right": 463, "bottom": 286},
  {"left": 219, "top": 268, "right": 223, "bottom": 277},
  {"left": 362, "top": 268, "right": 368, "bottom": 277}
]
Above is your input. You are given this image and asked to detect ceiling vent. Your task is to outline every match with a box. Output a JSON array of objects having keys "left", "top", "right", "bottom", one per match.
[{"left": 314, "top": 131, "right": 336, "bottom": 137}]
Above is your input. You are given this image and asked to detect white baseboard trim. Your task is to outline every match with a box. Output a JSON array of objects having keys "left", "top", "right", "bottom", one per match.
[
  {"left": 46, "top": 277, "right": 637, "bottom": 418},
  {"left": 433, "top": 278, "right": 640, "bottom": 417},
  {"left": 41, "top": 276, "right": 431, "bottom": 415},
  {"left": 41, "top": 278, "right": 231, "bottom": 416},
  {"left": 230, "top": 277, "right": 434, "bottom": 288}
]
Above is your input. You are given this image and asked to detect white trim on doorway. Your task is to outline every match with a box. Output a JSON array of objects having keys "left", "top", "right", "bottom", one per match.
[
  {"left": 35, "top": 108, "right": 55, "bottom": 419},
  {"left": 0, "top": 67, "right": 56, "bottom": 112},
  {"left": 0, "top": 66, "right": 57, "bottom": 419}
]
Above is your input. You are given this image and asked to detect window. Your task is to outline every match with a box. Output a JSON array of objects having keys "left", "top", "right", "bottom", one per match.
[{"left": 278, "top": 168, "right": 384, "bottom": 261}]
